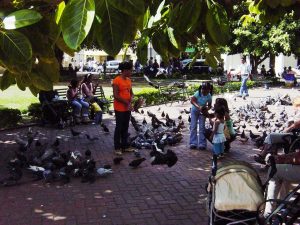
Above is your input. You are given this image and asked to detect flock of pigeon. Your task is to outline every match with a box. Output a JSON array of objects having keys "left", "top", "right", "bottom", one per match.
[
  {"left": 0, "top": 108, "right": 186, "bottom": 187},
  {"left": 1, "top": 92, "right": 294, "bottom": 187},
  {"left": 230, "top": 94, "right": 293, "bottom": 146}
]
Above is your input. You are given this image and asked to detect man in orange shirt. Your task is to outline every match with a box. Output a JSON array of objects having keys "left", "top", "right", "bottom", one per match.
[{"left": 112, "top": 61, "right": 134, "bottom": 155}]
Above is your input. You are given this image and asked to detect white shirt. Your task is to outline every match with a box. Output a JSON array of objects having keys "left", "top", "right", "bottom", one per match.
[{"left": 238, "top": 63, "right": 251, "bottom": 75}]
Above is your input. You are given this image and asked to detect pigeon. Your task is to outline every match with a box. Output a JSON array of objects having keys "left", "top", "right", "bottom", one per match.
[
  {"left": 142, "top": 118, "right": 147, "bottom": 125},
  {"left": 134, "top": 150, "right": 141, "bottom": 158},
  {"left": 157, "top": 107, "right": 161, "bottom": 111},
  {"left": 178, "top": 115, "right": 182, "bottom": 120},
  {"left": 188, "top": 116, "right": 191, "bottom": 123},
  {"left": 113, "top": 157, "right": 124, "bottom": 165},
  {"left": 184, "top": 109, "right": 190, "bottom": 114},
  {"left": 236, "top": 136, "right": 249, "bottom": 144},
  {"left": 143, "top": 75, "right": 159, "bottom": 89},
  {"left": 52, "top": 138, "right": 60, "bottom": 147},
  {"left": 161, "top": 111, "right": 165, "bottom": 117},
  {"left": 101, "top": 124, "right": 110, "bottom": 133},
  {"left": 86, "top": 134, "right": 99, "bottom": 141},
  {"left": 71, "top": 128, "right": 81, "bottom": 137},
  {"left": 129, "top": 158, "right": 146, "bottom": 168},
  {"left": 249, "top": 130, "right": 260, "bottom": 140},
  {"left": 141, "top": 109, "right": 144, "bottom": 114},
  {"left": 97, "top": 168, "right": 113, "bottom": 177}
]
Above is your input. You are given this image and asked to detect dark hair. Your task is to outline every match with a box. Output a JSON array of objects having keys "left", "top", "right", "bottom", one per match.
[
  {"left": 199, "top": 82, "right": 213, "bottom": 95},
  {"left": 119, "top": 61, "right": 133, "bottom": 71},
  {"left": 70, "top": 79, "right": 78, "bottom": 88},
  {"left": 215, "top": 98, "right": 229, "bottom": 113},
  {"left": 82, "top": 73, "right": 92, "bottom": 83},
  {"left": 215, "top": 105, "right": 226, "bottom": 118}
]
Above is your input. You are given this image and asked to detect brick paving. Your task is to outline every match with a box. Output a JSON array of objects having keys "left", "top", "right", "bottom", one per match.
[{"left": 0, "top": 87, "right": 299, "bottom": 225}]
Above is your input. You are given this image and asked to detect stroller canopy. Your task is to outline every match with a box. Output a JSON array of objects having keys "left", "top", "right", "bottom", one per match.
[{"left": 214, "top": 161, "right": 264, "bottom": 212}]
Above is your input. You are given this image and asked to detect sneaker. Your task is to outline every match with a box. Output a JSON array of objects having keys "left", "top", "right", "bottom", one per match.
[
  {"left": 244, "top": 94, "right": 249, "bottom": 97},
  {"left": 81, "top": 117, "right": 90, "bottom": 123},
  {"left": 190, "top": 145, "right": 197, "bottom": 150},
  {"left": 237, "top": 95, "right": 242, "bottom": 97},
  {"left": 114, "top": 149, "right": 122, "bottom": 155}
]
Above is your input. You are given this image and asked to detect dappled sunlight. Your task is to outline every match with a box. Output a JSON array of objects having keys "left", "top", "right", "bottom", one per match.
[
  {"left": 188, "top": 167, "right": 210, "bottom": 172},
  {"left": 94, "top": 192, "right": 104, "bottom": 199},
  {"left": 197, "top": 193, "right": 207, "bottom": 204},
  {"left": 104, "top": 189, "right": 113, "bottom": 194},
  {"left": 34, "top": 208, "right": 67, "bottom": 221}
]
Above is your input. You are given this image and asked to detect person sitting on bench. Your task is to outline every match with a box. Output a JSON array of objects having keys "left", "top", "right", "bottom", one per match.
[
  {"left": 254, "top": 96, "right": 300, "bottom": 164},
  {"left": 39, "top": 89, "right": 68, "bottom": 126},
  {"left": 67, "top": 79, "right": 90, "bottom": 124},
  {"left": 264, "top": 151, "right": 300, "bottom": 218}
]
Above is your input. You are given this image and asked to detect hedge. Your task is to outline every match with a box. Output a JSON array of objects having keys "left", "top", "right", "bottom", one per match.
[
  {"left": 134, "top": 80, "right": 258, "bottom": 106},
  {"left": 0, "top": 108, "right": 22, "bottom": 128}
]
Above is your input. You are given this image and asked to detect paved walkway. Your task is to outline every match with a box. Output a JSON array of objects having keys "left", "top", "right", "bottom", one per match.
[{"left": 0, "top": 87, "right": 299, "bottom": 225}]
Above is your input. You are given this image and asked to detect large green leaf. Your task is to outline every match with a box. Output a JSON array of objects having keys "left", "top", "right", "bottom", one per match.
[
  {"left": 0, "top": 30, "right": 32, "bottom": 63},
  {"left": 0, "top": 70, "right": 16, "bottom": 91},
  {"left": 96, "top": 0, "right": 129, "bottom": 56},
  {"left": 137, "top": 36, "right": 149, "bottom": 64},
  {"left": 61, "top": 0, "right": 95, "bottom": 50},
  {"left": 55, "top": 1, "right": 66, "bottom": 24},
  {"left": 205, "top": 2, "right": 230, "bottom": 45},
  {"left": 28, "top": 85, "right": 39, "bottom": 97},
  {"left": 109, "top": 0, "right": 145, "bottom": 16},
  {"left": 123, "top": 16, "right": 138, "bottom": 44},
  {"left": 2, "top": 9, "right": 42, "bottom": 30},
  {"left": 15, "top": 75, "right": 26, "bottom": 91},
  {"left": 30, "top": 71, "right": 53, "bottom": 91},
  {"left": 56, "top": 37, "right": 75, "bottom": 57},
  {"left": 176, "top": 0, "right": 202, "bottom": 33},
  {"left": 34, "top": 60, "right": 60, "bottom": 83}
]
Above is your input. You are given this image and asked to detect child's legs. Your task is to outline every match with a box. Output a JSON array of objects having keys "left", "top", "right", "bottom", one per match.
[
  {"left": 198, "top": 114, "right": 207, "bottom": 148},
  {"left": 79, "top": 99, "right": 89, "bottom": 117},
  {"left": 94, "top": 112, "right": 103, "bottom": 124},
  {"left": 189, "top": 109, "right": 200, "bottom": 147},
  {"left": 213, "top": 143, "right": 223, "bottom": 155},
  {"left": 71, "top": 100, "right": 82, "bottom": 117}
]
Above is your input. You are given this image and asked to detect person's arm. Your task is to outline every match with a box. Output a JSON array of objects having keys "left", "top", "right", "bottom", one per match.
[
  {"left": 210, "top": 120, "right": 219, "bottom": 140},
  {"left": 113, "top": 84, "right": 129, "bottom": 105},
  {"left": 284, "top": 120, "right": 300, "bottom": 132},
  {"left": 275, "top": 151, "right": 300, "bottom": 165},
  {"left": 81, "top": 83, "right": 88, "bottom": 97},
  {"left": 92, "top": 82, "right": 99, "bottom": 94},
  {"left": 191, "top": 96, "right": 202, "bottom": 111}
]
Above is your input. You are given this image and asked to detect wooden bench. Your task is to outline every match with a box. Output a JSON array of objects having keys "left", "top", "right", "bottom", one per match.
[
  {"left": 158, "top": 81, "right": 188, "bottom": 104},
  {"left": 55, "top": 86, "right": 111, "bottom": 112}
]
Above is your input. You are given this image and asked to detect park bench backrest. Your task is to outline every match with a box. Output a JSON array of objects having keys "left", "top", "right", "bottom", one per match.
[{"left": 55, "top": 86, "right": 109, "bottom": 101}]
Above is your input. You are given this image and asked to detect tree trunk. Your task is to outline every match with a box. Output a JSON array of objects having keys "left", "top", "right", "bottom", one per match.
[
  {"left": 269, "top": 53, "right": 275, "bottom": 68},
  {"left": 250, "top": 55, "right": 258, "bottom": 75}
]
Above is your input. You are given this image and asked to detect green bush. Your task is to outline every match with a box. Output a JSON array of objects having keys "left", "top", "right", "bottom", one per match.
[
  {"left": 28, "top": 103, "right": 42, "bottom": 119},
  {"left": 133, "top": 81, "right": 260, "bottom": 107},
  {"left": 0, "top": 108, "right": 22, "bottom": 128}
]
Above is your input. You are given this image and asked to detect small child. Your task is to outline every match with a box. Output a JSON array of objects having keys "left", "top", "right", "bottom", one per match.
[
  {"left": 210, "top": 106, "right": 226, "bottom": 157},
  {"left": 214, "top": 98, "right": 236, "bottom": 152},
  {"left": 90, "top": 98, "right": 103, "bottom": 125}
]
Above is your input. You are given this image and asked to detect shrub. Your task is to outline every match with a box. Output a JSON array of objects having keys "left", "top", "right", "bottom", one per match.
[
  {"left": 28, "top": 103, "right": 42, "bottom": 119},
  {"left": 135, "top": 81, "right": 260, "bottom": 107},
  {"left": 0, "top": 108, "right": 22, "bottom": 128}
]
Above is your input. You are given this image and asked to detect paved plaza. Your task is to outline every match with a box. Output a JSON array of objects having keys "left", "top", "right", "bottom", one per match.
[{"left": 0, "top": 87, "right": 299, "bottom": 225}]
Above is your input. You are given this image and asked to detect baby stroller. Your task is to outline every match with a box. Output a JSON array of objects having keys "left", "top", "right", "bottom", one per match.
[
  {"left": 207, "top": 156, "right": 300, "bottom": 225},
  {"left": 207, "top": 158, "right": 265, "bottom": 225}
]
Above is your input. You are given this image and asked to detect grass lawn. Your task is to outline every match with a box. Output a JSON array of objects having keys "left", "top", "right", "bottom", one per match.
[{"left": 0, "top": 83, "right": 155, "bottom": 112}]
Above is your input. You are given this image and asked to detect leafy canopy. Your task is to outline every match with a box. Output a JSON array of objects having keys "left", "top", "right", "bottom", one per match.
[{"left": 0, "top": 0, "right": 299, "bottom": 94}]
